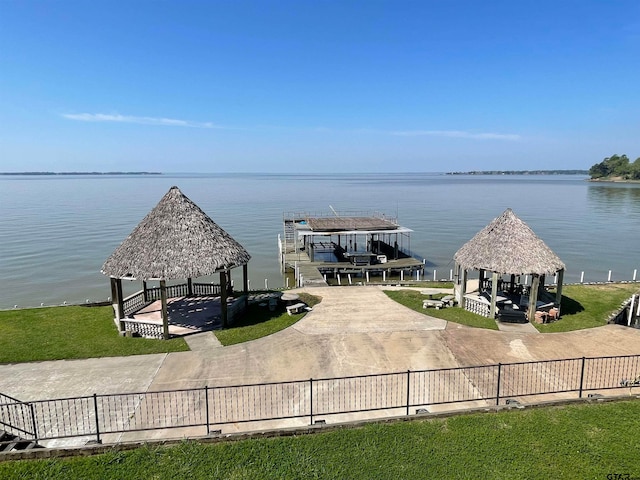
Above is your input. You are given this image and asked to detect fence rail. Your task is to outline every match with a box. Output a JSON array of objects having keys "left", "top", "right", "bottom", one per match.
[
  {"left": 1, "top": 354, "right": 639, "bottom": 447},
  {"left": 0, "top": 392, "right": 36, "bottom": 439}
]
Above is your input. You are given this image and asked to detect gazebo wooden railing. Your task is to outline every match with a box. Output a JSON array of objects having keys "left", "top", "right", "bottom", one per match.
[
  {"left": 120, "top": 319, "right": 165, "bottom": 339},
  {"left": 119, "top": 296, "right": 248, "bottom": 339},
  {"left": 463, "top": 295, "right": 491, "bottom": 317}
]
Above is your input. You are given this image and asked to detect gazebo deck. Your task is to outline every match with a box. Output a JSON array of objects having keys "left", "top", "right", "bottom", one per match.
[
  {"left": 461, "top": 286, "right": 558, "bottom": 322},
  {"left": 124, "top": 295, "right": 237, "bottom": 337}
]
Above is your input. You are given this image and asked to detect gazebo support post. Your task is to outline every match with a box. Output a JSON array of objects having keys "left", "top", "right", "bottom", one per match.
[
  {"left": 142, "top": 281, "right": 148, "bottom": 302},
  {"left": 490, "top": 272, "right": 499, "bottom": 318},
  {"left": 220, "top": 270, "right": 228, "bottom": 328},
  {"left": 528, "top": 275, "right": 540, "bottom": 322},
  {"left": 555, "top": 269, "right": 564, "bottom": 315},
  {"left": 459, "top": 268, "right": 468, "bottom": 308},
  {"left": 479, "top": 269, "right": 485, "bottom": 292},
  {"left": 110, "top": 278, "right": 125, "bottom": 329},
  {"left": 243, "top": 264, "right": 249, "bottom": 309},
  {"left": 160, "top": 279, "right": 169, "bottom": 340},
  {"left": 187, "top": 278, "right": 193, "bottom": 296}
]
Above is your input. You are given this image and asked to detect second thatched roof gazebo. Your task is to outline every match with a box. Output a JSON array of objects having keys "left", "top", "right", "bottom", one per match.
[
  {"left": 453, "top": 208, "right": 565, "bottom": 322},
  {"left": 102, "top": 186, "right": 251, "bottom": 338}
]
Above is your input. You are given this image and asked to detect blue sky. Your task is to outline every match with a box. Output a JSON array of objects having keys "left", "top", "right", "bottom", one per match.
[{"left": 1, "top": 0, "right": 639, "bottom": 173}]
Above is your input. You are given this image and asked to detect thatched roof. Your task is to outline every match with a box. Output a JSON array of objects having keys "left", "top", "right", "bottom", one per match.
[
  {"left": 454, "top": 208, "right": 565, "bottom": 275},
  {"left": 102, "top": 186, "right": 250, "bottom": 280}
]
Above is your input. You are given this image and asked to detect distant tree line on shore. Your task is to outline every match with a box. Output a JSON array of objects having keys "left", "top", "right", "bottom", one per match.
[{"left": 589, "top": 154, "right": 640, "bottom": 180}]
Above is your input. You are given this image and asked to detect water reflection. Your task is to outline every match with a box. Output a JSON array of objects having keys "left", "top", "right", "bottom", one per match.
[{"left": 587, "top": 183, "right": 640, "bottom": 215}]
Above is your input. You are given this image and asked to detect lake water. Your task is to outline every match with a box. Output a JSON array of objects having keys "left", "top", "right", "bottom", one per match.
[{"left": 1, "top": 173, "right": 639, "bottom": 309}]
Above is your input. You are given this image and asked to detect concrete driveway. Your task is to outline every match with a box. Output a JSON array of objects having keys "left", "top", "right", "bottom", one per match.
[{"left": 1, "top": 285, "right": 639, "bottom": 407}]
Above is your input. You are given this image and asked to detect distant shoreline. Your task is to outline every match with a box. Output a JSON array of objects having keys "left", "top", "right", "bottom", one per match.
[
  {"left": 588, "top": 177, "right": 640, "bottom": 184},
  {"left": 446, "top": 170, "right": 588, "bottom": 175},
  {"left": 0, "top": 172, "right": 162, "bottom": 176}
]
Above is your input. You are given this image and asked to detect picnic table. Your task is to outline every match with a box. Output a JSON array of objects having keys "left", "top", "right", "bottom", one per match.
[
  {"left": 420, "top": 288, "right": 442, "bottom": 297},
  {"left": 423, "top": 299, "right": 445, "bottom": 309},
  {"left": 281, "top": 293, "right": 300, "bottom": 302},
  {"left": 421, "top": 291, "right": 455, "bottom": 310}
]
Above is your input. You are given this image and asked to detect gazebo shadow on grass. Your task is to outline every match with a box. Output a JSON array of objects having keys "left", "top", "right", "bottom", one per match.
[
  {"left": 559, "top": 295, "right": 585, "bottom": 315},
  {"left": 222, "top": 302, "right": 288, "bottom": 330}
]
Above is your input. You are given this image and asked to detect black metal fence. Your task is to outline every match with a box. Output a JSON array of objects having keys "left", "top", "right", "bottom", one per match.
[{"left": 1, "top": 354, "right": 639, "bottom": 447}]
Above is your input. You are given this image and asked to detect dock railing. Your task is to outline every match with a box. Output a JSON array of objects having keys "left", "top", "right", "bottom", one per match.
[{"left": 1, "top": 354, "right": 639, "bottom": 448}]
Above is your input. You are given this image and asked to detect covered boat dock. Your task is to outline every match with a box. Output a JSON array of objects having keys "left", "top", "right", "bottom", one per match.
[{"left": 279, "top": 211, "right": 425, "bottom": 287}]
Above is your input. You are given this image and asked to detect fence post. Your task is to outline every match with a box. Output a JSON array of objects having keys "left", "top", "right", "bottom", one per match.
[
  {"left": 495, "top": 363, "right": 502, "bottom": 405},
  {"left": 309, "top": 378, "right": 314, "bottom": 425},
  {"left": 406, "top": 370, "right": 411, "bottom": 416},
  {"left": 93, "top": 393, "right": 102, "bottom": 444},
  {"left": 578, "top": 357, "right": 586, "bottom": 398},
  {"left": 29, "top": 403, "right": 38, "bottom": 441},
  {"left": 205, "top": 386, "right": 210, "bottom": 435}
]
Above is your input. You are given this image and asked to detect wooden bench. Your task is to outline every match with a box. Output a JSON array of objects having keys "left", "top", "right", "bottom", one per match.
[{"left": 286, "top": 303, "right": 306, "bottom": 315}]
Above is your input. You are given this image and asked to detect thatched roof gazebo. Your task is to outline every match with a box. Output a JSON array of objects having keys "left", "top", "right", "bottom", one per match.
[
  {"left": 453, "top": 208, "right": 565, "bottom": 322},
  {"left": 102, "top": 186, "right": 251, "bottom": 339}
]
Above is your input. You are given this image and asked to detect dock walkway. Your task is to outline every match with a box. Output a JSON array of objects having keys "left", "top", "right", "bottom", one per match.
[
  {"left": 284, "top": 251, "right": 425, "bottom": 287},
  {"left": 284, "top": 251, "right": 328, "bottom": 286}
]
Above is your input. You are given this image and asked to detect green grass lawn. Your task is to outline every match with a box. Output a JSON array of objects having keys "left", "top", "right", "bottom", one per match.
[
  {"left": 536, "top": 283, "right": 640, "bottom": 332},
  {"left": 385, "top": 283, "right": 639, "bottom": 332},
  {"left": 2, "top": 399, "right": 639, "bottom": 479},
  {"left": 0, "top": 292, "right": 321, "bottom": 363},
  {"left": 2, "top": 283, "right": 635, "bottom": 363},
  {"left": 0, "top": 306, "right": 189, "bottom": 364},
  {"left": 384, "top": 289, "right": 500, "bottom": 329},
  {"left": 215, "top": 292, "right": 322, "bottom": 346}
]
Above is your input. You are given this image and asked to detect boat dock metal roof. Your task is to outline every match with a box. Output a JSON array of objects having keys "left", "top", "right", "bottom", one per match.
[{"left": 306, "top": 216, "right": 400, "bottom": 232}]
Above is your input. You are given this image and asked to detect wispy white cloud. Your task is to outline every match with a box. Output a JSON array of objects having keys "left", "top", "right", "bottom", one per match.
[
  {"left": 390, "top": 130, "right": 521, "bottom": 141},
  {"left": 60, "top": 115, "right": 521, "bottom": 140},
  {"left": 61, "top": 113, "right": 224, "bottom": 129}
]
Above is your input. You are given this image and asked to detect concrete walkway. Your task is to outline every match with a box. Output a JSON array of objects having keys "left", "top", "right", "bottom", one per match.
[
  {"left": 2, "top": 286, "right": 640, "bottom": 398},
  {"left": 1, "top": 285, "right": 639, "bottom": 444},
  {"left": 183, "top": 331, "right": 223, "bottom": 351}
]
